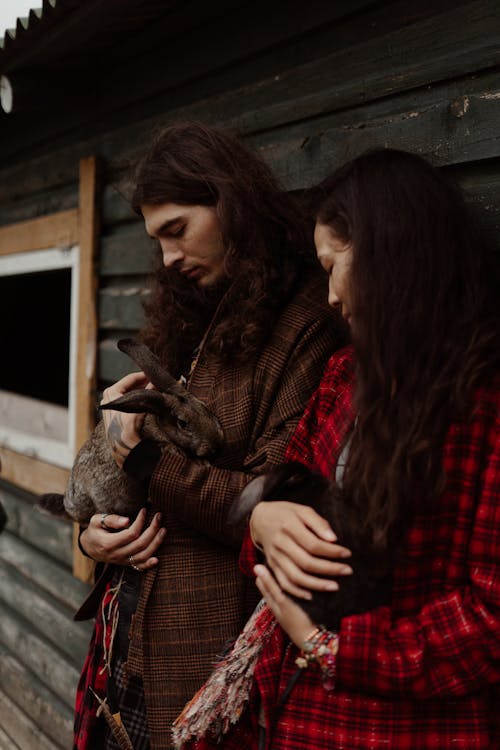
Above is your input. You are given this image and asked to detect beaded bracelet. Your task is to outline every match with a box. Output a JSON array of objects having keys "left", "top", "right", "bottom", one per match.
[{"left": 295, "top": 625, "right": 339, "bottom": 691}]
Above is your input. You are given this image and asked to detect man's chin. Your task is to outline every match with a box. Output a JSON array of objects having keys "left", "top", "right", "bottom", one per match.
[{"left": 197, "top": 273, "right": 228, "bottom": 294}]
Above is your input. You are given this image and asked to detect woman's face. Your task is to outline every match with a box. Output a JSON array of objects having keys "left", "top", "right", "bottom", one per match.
[
  {"left": 314, "top": 221, "right": 353, "bottom": 324},
  {"left": 142, "top": 202, "right": 226, "bottom": 288}
]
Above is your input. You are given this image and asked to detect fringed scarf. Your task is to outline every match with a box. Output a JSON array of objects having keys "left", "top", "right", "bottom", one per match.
[{"left": 172, "top": 599, "right": 276, "bottom": 748}]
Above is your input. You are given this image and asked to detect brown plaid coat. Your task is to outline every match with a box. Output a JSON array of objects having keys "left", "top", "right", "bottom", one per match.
[{"left": 79, "top": 268, "right": 344, "bottom": 749}]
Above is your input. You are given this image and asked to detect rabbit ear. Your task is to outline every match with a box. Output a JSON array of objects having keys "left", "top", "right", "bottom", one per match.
[
  {"left": 227, "top": 474, "right": 269, "bottom": 525},
  {"left": 117, "top": 338, "right": 184, "bottom": 395},
  {"left": 100, "top": 389, "right": 170, "bottom": 416},
  {"left": 227, "top": 462, "right": 312, "bottom": 526}
]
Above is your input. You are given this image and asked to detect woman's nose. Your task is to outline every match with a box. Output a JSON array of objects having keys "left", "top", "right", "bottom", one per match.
[{"left": 328, "top": 281, "right": 340, "bottom": 307}]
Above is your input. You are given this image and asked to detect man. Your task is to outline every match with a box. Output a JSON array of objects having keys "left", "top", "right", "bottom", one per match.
[{"left": 74, "top": 122, "right": 346, "bottom": 750}]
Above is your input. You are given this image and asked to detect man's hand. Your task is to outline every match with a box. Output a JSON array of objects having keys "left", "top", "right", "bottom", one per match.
[
  {"left": 101, "top": 372, "right": 150, "bottom": 468},
  {"left": 79, "top": 508, "right": 166, "bottom": 570}
]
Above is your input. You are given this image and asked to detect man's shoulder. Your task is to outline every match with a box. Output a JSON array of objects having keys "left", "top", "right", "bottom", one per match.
[
  {"left": 294, "top": 265, "right": 328, "bottom": 300},
  {"left": 284, "top": 265, "right": 335, "bottom": 322}
]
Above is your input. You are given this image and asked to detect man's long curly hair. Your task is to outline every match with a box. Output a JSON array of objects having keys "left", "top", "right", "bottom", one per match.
[
  {"left": 132, "top": 122, "right": 313, "bottom": 376},
  {"left": 314, "top": 149, "right": 500, "bottom": 550}
]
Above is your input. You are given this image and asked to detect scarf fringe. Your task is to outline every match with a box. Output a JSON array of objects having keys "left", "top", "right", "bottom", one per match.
[{"left": 172, "top": 600, "right": 276, "bottom": 748}]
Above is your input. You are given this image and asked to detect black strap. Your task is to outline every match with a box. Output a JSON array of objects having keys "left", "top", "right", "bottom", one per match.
[{"left": 259, "top": 666, "right": 305, "bottom": 748}]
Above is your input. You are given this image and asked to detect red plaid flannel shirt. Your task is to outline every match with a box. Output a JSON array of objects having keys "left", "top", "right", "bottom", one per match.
[{"left": 189, "top": 347, "right": 500, "bottom": 749}]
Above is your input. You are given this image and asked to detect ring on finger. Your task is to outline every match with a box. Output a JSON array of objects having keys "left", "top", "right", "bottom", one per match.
[
  {"left": 100, "top": 513, "right": 110, "bottom": 530},
  {"left": 128, "top": 554, "right": 141, "bottom": 572}
]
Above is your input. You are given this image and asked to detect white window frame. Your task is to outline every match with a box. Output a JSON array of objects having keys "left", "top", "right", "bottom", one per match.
[
  {"left": 0, "top": 245, "right": 80, "bottom": 468},
  {"left": 0, "top": 156, "right": 99, "bottom": 581}
]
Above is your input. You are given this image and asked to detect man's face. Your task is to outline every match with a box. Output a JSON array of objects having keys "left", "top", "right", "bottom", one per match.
[{"left": 142, "top": 202, "right": 227, "bottom": 288}]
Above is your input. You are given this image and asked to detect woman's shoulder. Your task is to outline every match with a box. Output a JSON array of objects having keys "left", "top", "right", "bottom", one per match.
[
  {"left": 320, "top": 345, "right": 355, "bottom": 386},
  {"left": 471, "top": 371, "right": 500, "bottom": 426}
]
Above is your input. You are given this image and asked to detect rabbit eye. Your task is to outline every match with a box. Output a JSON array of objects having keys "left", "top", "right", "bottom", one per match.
[{"left": 177, "top": 417, "right": 188, "bottom": 430}]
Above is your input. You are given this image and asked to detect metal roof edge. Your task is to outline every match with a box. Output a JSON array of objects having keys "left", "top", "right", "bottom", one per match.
[{"left": 0, "top": 0, "right": 58, "bottom": 56}]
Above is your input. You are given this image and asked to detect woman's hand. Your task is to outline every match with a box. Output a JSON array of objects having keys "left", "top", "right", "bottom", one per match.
[
  {"left": 101, "top": 372, "right": 150, "bottom": 468},
  {"left": 250, "top": 501, "right": 352, "bottom": 599},
  {"left": 79, "top": 508, "right": 166, "bottom": 570},
  {"left": 255, "top": 564, "right": 316, "bottom": 648}
]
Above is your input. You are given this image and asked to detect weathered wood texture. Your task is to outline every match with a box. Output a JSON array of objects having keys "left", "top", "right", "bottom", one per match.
[
  {"left": 0, "top": 650, "right": 73, "bottom": 750},
  {"left": 0, "top": 689, "right": 62, "bottom": 750},
  {"left": 0, "top": 483, "right": 91, "bottom": 747},
  {"left": 0, "top": 481, "right": 73, "bottom": 567},
  {"left": 73, "top": 156, "right": 101, "bottom": 582},
  {"left": 0, "top": 209, "right": 79, "bottom": 253},
  {"left": 0, "top": 447, "right": 70, "bottom": 497}
]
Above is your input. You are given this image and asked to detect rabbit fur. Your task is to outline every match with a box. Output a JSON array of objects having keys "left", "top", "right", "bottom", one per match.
[
  {"left": 0, "top": 458, "right": 7, "bottom": 532},
  {"left": 0, "top": 501, "right": 6, "bottom": 533},
  {"left": 228, "top": 461, "right": 392, "bottom": 629},
  {"left": 38, "top": 338, "right": 224, "bottom": 525}
]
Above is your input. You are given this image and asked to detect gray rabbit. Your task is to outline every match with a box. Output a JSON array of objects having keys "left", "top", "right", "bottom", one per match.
[
  {"left": 0, "top": 458, "right": 7, "bottom": 532},
  {"left": 38, "top": 338, "right": 224, "bottom": 525}
]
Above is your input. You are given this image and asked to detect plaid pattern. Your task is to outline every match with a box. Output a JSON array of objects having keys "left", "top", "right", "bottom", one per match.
[
  {"left": 188, "top": 347, "right": 500, "bottom": 749},
  {"left": 74, "top": 579, "right": 150, "bottom": 750},
  {"left": 73, "top": 580, "right": 113, "bottom": 749},
  {"left": 104, "top": 656, "right": 150, "bottom": 750},
  {"left": 75, "top": 269, "right": 343, "bottom": 750}
]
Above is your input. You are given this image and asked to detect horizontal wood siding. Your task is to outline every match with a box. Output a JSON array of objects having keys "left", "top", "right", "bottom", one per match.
[
  {"left": 0, "top": 483, "right": 91, "bottom": 748},
  {"left": 0, "top": 1, "right": 498, "bottom": 745}
]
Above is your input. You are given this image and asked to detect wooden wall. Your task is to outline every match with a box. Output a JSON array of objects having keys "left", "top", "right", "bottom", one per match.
[
  {"left": 0, "top": 481, "right": 91, "bottom": 748},
  {"left": 0, "top": 0, "right": 499, "bottom": 746}
]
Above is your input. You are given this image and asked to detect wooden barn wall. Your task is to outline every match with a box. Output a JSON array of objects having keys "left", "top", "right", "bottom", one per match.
[
  {"left": 0, "top": 480, "right": 92, "bottom": 748},
  {"left": 0, "top": 0, "right": 499, "bottom": 746}
]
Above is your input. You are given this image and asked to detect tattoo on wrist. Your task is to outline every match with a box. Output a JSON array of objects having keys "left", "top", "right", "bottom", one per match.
[{"left": 107, "top": 415, "right": 134, "bottom": 457}]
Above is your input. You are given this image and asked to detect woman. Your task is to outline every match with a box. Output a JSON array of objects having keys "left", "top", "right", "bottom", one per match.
[
  {"left": 72, "top": 122, "right": 346, "bottom": 750},
  {"left": 175, "top": 149, "right": 500, "bottom": 749}
]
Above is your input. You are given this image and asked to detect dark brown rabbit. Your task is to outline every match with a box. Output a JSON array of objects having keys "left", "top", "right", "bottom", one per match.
[
  {"left": 38, "top": 338, "right": 224, "bottom": 525},
  {"left": 228, "top": 461, "right": 392, "bottom": 629}
]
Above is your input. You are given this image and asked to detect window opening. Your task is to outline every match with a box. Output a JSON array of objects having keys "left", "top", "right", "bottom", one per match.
[{"left": 0, "top": 268, "right": 71, "bottom": 406}]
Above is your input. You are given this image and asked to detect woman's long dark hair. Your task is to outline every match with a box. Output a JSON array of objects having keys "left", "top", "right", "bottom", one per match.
[
  {"left": 132, "top": 121, "right": 312, "bottom": 375},
  {"left": 315, "top": 149, "right": 500, "bottom": 549}
]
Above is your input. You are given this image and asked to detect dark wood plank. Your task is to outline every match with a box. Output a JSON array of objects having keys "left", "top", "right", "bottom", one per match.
[
  {"left": 0, "top": 0, "right": 373, "bottom": 168},
  {"left": 102, "top": 181, "right": 138, "bottom": 226},
  {"left": 100, "top": 220, "right": 154, "bottom": 275},
  {"left": 203, "top": 0, "right": 500, "bottom": 137},
  {"left": 0, "top": 531, "right": 90, "bottom": 611},
  {"left": 0, "top": 481, "right": 73, "bottom": 567},
  {"left": 92, "top": 0, "right": 374, "bottom": 129},
  {"left": 0, "top": 689, "right": 59, "bottom": 750},
  {"left": 99, "top": 337, "right": 141, "bottom": 382},
  {"left": 0, "top": 647, "right": 72, "bottom": 750},
  {"left": 248, "top": 69, "right": 500, "bottom": 190},
  {"left": 0, "top": 183, "right": 77, "bottom": 226},
  {"left": 0, "top": 724, "right": 21, "bottom": 750},
  {"left": 99, "top": 281, "right": 149, "bottom": 330},
  {"left": 1, "top": 1, "right": 499, "bottom": 204},
  {"left": 0, "top": 561, "right": 91, "bottom": 666},
  {"left": 0, "top": 604, "right": 81, "bottom": 709}
]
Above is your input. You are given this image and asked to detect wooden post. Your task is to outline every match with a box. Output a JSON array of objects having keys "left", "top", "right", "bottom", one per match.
[{"left": 72, "top": 156, "right": 100, "bottom": 583}]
